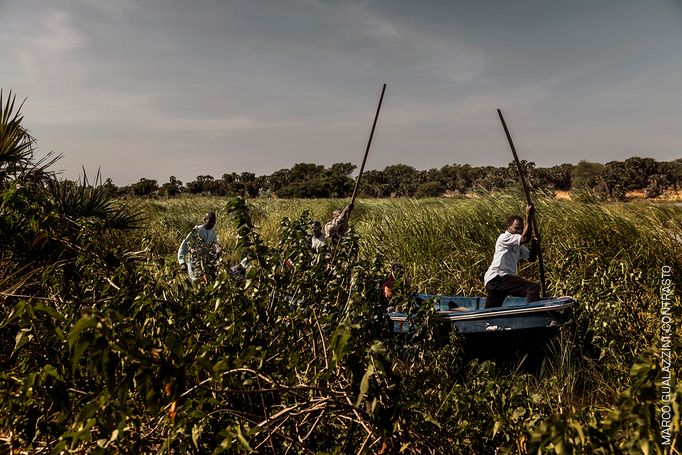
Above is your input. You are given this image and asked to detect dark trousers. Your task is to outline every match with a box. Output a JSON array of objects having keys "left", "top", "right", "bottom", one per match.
[{"left": 485, "top": 275, "right": 540, "bottom": 308}]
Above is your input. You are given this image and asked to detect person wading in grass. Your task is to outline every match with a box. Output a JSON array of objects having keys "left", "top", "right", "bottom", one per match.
[
  {"left": 484, "top": 204, "right": 539, "bottom": 308},
  {"left": 324, "top": 203, "right": 353, "bottom": 245},
  {"left": 178, "top": 211, "right": 220, "bottom": 281},
  {"left": 311, "top": 220, "right": 326, "bottom": 252}
]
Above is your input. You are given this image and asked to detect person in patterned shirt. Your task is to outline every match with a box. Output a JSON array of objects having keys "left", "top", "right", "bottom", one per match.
[{"left": 324, "top": 203, "right": 353, "bottom": 245}]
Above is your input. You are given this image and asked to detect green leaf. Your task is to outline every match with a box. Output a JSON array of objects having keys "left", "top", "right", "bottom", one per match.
[
  {"left": 192, "top": 424, "right": 203, "bottom": 449},
  {"left": 166, "top": 333, "right": 184, "bottom": 358},
  {"left": 329, "top": 317, "right": 352, "bottom": 370},
  {"left": 43, "top": 364, "right": 59, "bottom": 378},
  {"left": 493, "top": 420, "right": 503, "bottom": 437},
  {"left": 235, "top": 425, "right": 253, "bottom": 452},
  {"left": 13, "top": 327, "right": 32, "bottom": 355},
  {"left": 639, "top": 438, "right": 650, "bottom": 455},
  {"left": 33, "top": 302, "right": 64, "bottom": 321},
  {"left": 72, "top": 341, "right": 90, "bottom": 375},
  {"left": 68, "top": 315, "right": 98, "bottom": 349},
  {"left": 0, "top": 300, "right": 26, "bottom": 329},
  {"left": 511, "top": 406, "right": 525, "bottom": 421},
  {"left": 357, "top": 363, "right": 374, "bottom": 407}
]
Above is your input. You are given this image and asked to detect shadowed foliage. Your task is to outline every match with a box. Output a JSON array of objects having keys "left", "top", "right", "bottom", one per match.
[{"left": 1, "top": 92, "right": 680, "bottom": 453}]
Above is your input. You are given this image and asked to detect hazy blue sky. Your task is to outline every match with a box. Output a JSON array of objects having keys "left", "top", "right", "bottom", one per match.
[{"left": 2, "top": 0, "right": 682, "bottom": 184}]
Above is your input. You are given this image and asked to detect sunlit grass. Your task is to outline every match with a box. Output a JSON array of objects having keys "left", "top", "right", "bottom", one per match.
[
  {"left": 140, "top": 194, "right": 682, "bottom": 295},
  {"left": 138, "top": 194, "right": 682, "bottom": 391}
]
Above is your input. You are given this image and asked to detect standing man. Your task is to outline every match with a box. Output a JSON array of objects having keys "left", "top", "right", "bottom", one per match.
[
  {"left": 324, "top": 203, "right": 353, "bottom": 245},
  {"left": 311, "top": 220, "right": 326, "bottom": 252},
  {"left": 484, "top": 205, "right": 539, "bottom": 308},
  {"left": 178, "top": 211, "right": 220, "bottom": 281}
]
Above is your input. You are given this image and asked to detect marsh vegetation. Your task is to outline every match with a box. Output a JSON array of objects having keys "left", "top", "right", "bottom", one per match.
[{"left": 1, "top": 92, "right": 681, "bottom": 453}]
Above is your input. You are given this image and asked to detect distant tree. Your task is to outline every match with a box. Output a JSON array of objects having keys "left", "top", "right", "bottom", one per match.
[
  {"left": 277, "top": 180, "right": 330, "bottom": 198},
  {"left": 108, "top": 157, "right": 681, "bottom": 200},
  {"left": 240, "top": 172, "right": 260, "bottom": 198},
  {"left": 267, "top": 168, "right": 292, "bottom": 194},
  {"left": 472, "top": 166, "right": 513, "bottom": 192},
  {"left": 358, "top": 169, "right": 389, "bottom": 197},
  {"left": 130, "top": 177, "right": 159, "bottom": 197},
  {"left": 439, "top": 164, "right": 473, "bottom": 194},
  {"left": 673, "top": 159, "right": 682, "bottom": 190},
  {"left": 217, "top": 172, "right": 262, "bottom": 197},
  {"left": 383, "top": 164, "right": 420, "bottom": 197},
  {"left": 270, "top": 163, "right": 324, "bottom": 198},
  {"left": 415, "top": 181, "right": 446, "bottom": 198},
  {"left": 623, "top": 157, "right": 659, "bottom": 191},
  {"left": 272, "top": 163, "right": 354, "bottom": 198},
  {"left": 645, "top": 174, "right": 667, "bottom": 198},
  {"left": 324, "top": 162, "right": 356, "bottom": 198},
  {"left": 595, "top": 161, "right": 627, "bottom": 201},
  {"left": 160, "top": 176, "right": 182, "bottom": 197},
  {"left": 505, "top": 160, "right": 542, "bottom": 190},
  {"left": 660, "top": 159, "right": 682, "bottom": 190},
  {"left": 571, "top": 161, "right": 604, "bottom": 189},
  {"left": 541, "top": 163, "right": 573, "bottom": 191},
  {"left": 219, "top": 172, "right": 238, "bottom": 195},
  {"left": 328, "top": 162, "right": 356, "bottom": 177},
  {"left": 102, "top": 177, "right": 118, "bottom": 196},
  {"left": 289, "top": 163, "right": 325, "bottom": 182},
  {"left": 419, "top": 168, "right": 440, "bottom": 185},
  {"left": 186, "top": 175, "right": 219, "bottom": 194}
]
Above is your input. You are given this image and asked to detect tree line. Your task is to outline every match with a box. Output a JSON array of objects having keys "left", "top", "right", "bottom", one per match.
[{"left": 107, "top": 157, "right": 682, "bottom": 200}]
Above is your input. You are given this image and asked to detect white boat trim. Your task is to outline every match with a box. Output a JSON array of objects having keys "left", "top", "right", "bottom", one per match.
[
  {"left": 389, "top": 299, "right": 575, "bottom": 323},
  {"left": 441, "top": 301, "right": 575, "bottom": 321}
]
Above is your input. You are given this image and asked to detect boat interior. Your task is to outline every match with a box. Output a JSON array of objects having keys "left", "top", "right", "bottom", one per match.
[{"left": 414, "top": 294, "right": 531, "bottom": 311}]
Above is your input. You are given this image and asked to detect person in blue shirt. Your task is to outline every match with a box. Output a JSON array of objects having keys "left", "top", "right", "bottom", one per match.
[{"left": 178, "top": 212, "right": 219, "bottom": 281}]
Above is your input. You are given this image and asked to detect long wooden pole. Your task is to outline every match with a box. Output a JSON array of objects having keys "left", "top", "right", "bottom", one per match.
[
  {"left": 497, "top": 108, "right": 547, "bottom": 298},
  {"left": 350, "top": 83, "right": 386, "bottom": 207}
]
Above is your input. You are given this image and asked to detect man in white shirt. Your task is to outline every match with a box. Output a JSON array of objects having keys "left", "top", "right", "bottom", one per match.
[
  {"left": 483, "top": 205, "right": 539, "bottom": 308},
  {"left": 311, "top": 220, "right": 326, "bottom": 252},
  {"left": 178, "top": 212, "right": 219, "bottom": 281}
]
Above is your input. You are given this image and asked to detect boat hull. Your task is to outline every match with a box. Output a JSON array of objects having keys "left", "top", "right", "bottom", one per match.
[{"left": 389, "top": 295, "right": 575, "bottom": 337}]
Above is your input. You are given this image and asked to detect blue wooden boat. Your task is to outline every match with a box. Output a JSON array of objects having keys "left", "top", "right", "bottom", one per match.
[{"left": 388, "top": 294, "right": 575, "bottom": 339}]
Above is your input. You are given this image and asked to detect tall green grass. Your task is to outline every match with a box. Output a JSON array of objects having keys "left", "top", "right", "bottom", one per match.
[
  {"left": 142, "top": 194, "right": 681, "bottom": 295},
  {"left": 4, "top": 191, "right": 680, "bottom": 452},
  {"left": 141, "top": 193, "right": 681, "bottom": 374}
]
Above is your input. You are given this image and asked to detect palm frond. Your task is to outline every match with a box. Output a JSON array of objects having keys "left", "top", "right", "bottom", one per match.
[
  {"left": 45, "top": 171, "right": 144, "bottom": 231},
  {"left": 0, "top": 90, "right": 36, "bottom": 180},
  {"left": 0, "top": 89, "right": 62, "bottom": 185}
]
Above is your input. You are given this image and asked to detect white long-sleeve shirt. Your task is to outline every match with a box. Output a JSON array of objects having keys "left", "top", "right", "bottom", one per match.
[
  {"left": 483, "top": 231, "right": 530, "bottom": 286},
  {"left": 178, "top": 225, "right": 218, "bottom": 279}
]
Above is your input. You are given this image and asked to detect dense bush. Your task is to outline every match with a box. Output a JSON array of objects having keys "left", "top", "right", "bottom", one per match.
[{"left": 1, "top": 92, "right": 681, "bottom": 453}]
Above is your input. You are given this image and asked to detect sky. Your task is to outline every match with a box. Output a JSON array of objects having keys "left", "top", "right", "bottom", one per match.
[{"left": 2, "top": 0, "right": 682, "bottom": 185}]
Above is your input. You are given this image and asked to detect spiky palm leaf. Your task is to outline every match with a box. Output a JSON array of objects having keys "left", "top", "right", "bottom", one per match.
[
  {"left": 45, "top": 170, "right": 144, "bottom": 231},
  {"left": 0, "top": 90, "right": 60, "bottom": 184},
  {"left": 0, "top": 90, "right": 35, "bottom": 179}
]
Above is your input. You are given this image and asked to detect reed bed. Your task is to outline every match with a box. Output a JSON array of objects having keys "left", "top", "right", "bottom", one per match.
[
  {"left": 142, "top": 193, "right": 682, "bottom": 296},
  {"left": 3, "top": 191, "right": 679, "bottom": 452},
  {"left": 141, "top": 194, "right": 681, "bottom": 376}
]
